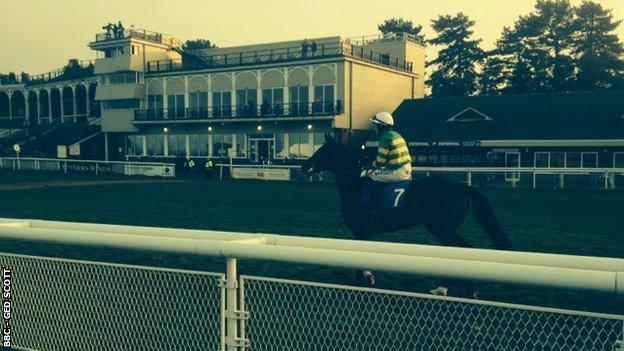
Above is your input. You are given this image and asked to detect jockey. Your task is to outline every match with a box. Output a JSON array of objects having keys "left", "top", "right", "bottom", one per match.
[{"left": 363, "top": 111, "right": 412, "bottom": 182}]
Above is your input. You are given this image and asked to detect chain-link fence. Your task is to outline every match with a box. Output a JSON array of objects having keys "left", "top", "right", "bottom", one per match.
[
  {"left": 241, "top": 276, "right": 624, "bottom": 351},
  {"left": 0, "top": 252, "right": 225, "bottom": 351}
]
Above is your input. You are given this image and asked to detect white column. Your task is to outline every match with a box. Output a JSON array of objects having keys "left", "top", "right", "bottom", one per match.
[
  {"left": 231, "top": 72, "right": 236, "bottom": 116},
  {"left": 24, "top": 91, "right": 30, "bottom": 124},
  {"left": 184, "top": 77, "right": 189, "bottom": 117},
  {"left": 283, "top": 68, "right": 290, "bottom": 113},
  {"left": 72, "top": 86, "right": 77, "bottom": 122},
  {"left": 47, "top": 90, "right": 52, "bottom": 122},
  {"left": 207, "top": 74, "right": 213, "bottom": 117},
  {"left": 85, "top": 86, "right": 91, "bottom": 117},
  {"left": 104, "top": 132, "right": 109, "bottom": 161},
  {"left": 7, "top": 92, "right": 12, "bottom": 120},
  {"left": 256, "top": 70, "right": 262, "bottom": 116},
  {"left": 308, "top": 67, "right": 314, "bottom": 116},
  {"left": 163, "top": 134, "right": 169, "bottom": 157},
  {"left": 185, "top": 134, "right": 190, "bottom": 157},
  {"left": 36, "top": 90, "right": 41, "bottom": 124},
  {"left": 162, "top": 79, "right": 168, "bottom": 115},
  {"left": 60, "top": 88, "right": 65, "bottom": 122}
]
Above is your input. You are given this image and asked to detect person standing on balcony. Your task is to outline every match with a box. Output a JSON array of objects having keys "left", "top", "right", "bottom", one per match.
[
  {"left": 311, "top": 41, "right": 318, "bottom": 56},
  {"left": 301, "top": 39, "right": 309, "bottom": 58},
  {"left": 117, "top": 21, "right": 125, "bottom": 38}
]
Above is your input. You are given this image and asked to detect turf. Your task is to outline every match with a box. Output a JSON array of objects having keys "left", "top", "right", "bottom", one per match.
[{"left": 0, "top": 170, "right": 623, "bottom": 314}]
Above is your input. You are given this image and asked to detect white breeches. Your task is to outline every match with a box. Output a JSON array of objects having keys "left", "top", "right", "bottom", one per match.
[{"left": 365, "top": 163, "right": 412, "bottom": 182}]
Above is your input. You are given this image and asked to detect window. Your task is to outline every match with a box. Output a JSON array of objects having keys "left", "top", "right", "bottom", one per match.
[
  {"left": 189, "top": 91, "right": 208, "bottom": 118},
  {"left": 286, "top": 133, "right": 313, "bottom": 158},
  {"left": 234, "top": 134, "right": 247, "bottom": 157},
  {"left": 167, "top": 134, "right": 185, "bottom": 157},
  {"left": 212, "top": 135, "right": 225, "bottom": 157},
  {"left": 581, "top": 152, "right": 598, "bottom": 168},
  {"left": 212, "top": 91, "right": 232, "bottom": 117},
  {"left": 275, "top": 134, "right": 287, "bottom": 158},
  {"left": 534, "top": 152, "right": 550, "bottom": 168},
  {"left": 106, "top": 72, "right": 137, "bottom": 85},
  {"left": 261, "top": 88, "right": 284, "bottom": 115},
  {"left": 131, "top": 45, "right": 140, "bottom": 55},
  {"left": 146, "top": 135, "right": 164, "bottom": 156},
  {"left": 551, "top": 152, "right": 565, "bottom": 167},
  {"left": 147, "top": 95, "right": 163, "bottom": 118},
  {"left": 125, "top": 135, "right": 144, "bottom": 156},
  {"left": 189, "top": 134, "right": 209, "bottom": 156},
  {"left": 289, "top": 86, "right": 309, "bottom": 115},
  {"left": 236, "top": 89, "right": 257, "bottom": 117},
  {"left": 211, "top": 134, "right": 237, "bottom": 157},
  {"left": 566, "top": 152, "right": 581, "bottom": 168},
  {"left": 167, "top": 94, "right": 185, "bottom": 118},
  {"left": 313, "top": 85, "right": 334, "bottom": 114},
  {"left": 102, "top": 99, "right": 140, "bottom": 110},
  {"left": 313, "top": 133, "right": 324, "bottom": 152},
  {"left": 614, "top": 152, "right": 624, "bottom": 168}
]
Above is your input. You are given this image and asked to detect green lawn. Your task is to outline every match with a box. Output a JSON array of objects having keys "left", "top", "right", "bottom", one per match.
[{"left": 1, "top": 170, "right": 623, "bottom": 314}]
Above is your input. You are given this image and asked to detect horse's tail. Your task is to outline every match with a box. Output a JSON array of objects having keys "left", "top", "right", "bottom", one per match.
[{"left": 467, "top": 186, "right": 513, "bottom": 250}]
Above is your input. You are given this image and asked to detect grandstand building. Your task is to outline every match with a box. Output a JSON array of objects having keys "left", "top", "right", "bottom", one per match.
[
  {"left": 0, "top": 26, "right": 425, "bottom": 162},
  {"left": 384, "top": 91, "right": 624, "bottom": 169}
]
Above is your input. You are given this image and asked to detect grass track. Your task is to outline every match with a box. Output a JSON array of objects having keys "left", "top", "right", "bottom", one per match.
[{"left": 1, "top": 170, "right": 623, "bottom": 314}]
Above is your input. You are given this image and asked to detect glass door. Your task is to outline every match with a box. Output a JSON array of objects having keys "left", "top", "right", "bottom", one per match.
[{"left": 505, "top": 152, "right": 520, "bottom": 181}]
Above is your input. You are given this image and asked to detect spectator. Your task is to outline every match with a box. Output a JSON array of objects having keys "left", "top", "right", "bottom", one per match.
[
  {"left": 301, "top": 39, "right": 309, "bottom": 58},
  {"left": 205, "top": 158, "right": 214, "bottom": 179},
  {"left": 311, "top": 41, "right": 318, "bottom": 56}
]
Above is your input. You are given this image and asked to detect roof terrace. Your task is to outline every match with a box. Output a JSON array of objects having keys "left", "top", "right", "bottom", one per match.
[{"left": 147, "top": 33, "right": 418, "bottom": 74}]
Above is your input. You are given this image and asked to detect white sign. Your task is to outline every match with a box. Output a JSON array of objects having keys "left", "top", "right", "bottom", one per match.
[
  {"left": 124, "top": 164, "right": 175, "bottom": 178},
  {"left": 13, "top": 144, "right": 20, "bottom": 153},
  {"left": 57, "top": 145, "right": 67, "bottom": 159},
  {"left": 231, "top": 167, "right": 291, "bottom": 181},
  {"left": 69, "top": 144, "right": 81, "bottom": 156}
]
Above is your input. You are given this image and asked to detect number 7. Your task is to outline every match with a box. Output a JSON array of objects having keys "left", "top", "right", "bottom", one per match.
[{"left": 393, "top": 188, "right": 405, "bottom": 207}]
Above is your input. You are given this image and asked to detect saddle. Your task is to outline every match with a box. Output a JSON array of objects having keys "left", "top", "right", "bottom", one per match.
[{"left": 360, "top": 180, "right": 410, "bottom": 210}]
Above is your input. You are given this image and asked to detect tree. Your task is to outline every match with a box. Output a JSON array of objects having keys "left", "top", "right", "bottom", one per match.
[
  {"left": 182, "top": 39, "right": 216, "bottom": 51},
  {"left": 378, "top": 18, "right": 425, "bottom": 42},
  {"left": 479, "top": 54, "right": 506, "bottom": 95},
  {"left": 427, "top": 13, "right": 484, "bottom": 97},
  {"left": 573, "top": 1, "right": 624, "bottom": 90}
]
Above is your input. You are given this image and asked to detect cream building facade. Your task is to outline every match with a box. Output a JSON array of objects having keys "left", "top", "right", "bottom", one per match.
[{"left": 1, "top": 27, "right": 425, "bottom": 162}]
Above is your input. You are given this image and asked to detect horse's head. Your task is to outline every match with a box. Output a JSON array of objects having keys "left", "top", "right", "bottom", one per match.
[{"left": 302, "top": 133, "right": 357, "bottom": 175}]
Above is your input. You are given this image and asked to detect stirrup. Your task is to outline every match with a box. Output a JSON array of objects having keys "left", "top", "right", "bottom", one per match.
[{"left": 430, "top": 286, "right": 448, "bottom": 296}]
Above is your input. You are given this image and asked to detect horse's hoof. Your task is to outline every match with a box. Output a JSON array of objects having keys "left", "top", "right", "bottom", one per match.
[
  {"left": 430, "top": 286, "right": 448, "bottom": 296},
  {"left": 362, "top": 270, "right": 375, "bottom": 286}
]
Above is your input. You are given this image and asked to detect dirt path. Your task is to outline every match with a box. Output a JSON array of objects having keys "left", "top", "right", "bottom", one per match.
[{"left": 0, "top": 179, "right": 187, "bottom": 191}]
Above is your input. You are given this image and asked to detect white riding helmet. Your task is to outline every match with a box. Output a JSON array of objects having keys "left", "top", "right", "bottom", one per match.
[{"left": 371, "top": 111, "right": 394, "bottom": 126}]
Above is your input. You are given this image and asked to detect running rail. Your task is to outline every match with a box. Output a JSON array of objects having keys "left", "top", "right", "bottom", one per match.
[{"left": 0, "top": 219, "right": 622, "bottom": 295}]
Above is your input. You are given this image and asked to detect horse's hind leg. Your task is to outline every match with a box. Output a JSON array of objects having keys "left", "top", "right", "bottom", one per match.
[{"left": 425, "top": 223, "right": 477, "bottom": 298}]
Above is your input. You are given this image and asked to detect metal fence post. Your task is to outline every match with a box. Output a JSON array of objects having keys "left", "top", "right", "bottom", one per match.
[
  {"left": 604, "top": 170, "right": 609, "bottom": 190},
  {"left": 467, "top": 170, "right": 472, "bottom": 186},
  {"left": 532, "top": 170, "right": 536, "bottom": 190},
  {"left": 225, "top": 258, "right": 249, "bottom": 351},
  {"left": 64, "top": 161, "right": 68, "bottom": 174}
]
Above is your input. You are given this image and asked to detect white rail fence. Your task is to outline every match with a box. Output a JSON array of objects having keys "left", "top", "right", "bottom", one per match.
[
  {"left": 0, "top": 157, "right": 175, "bottom": 178},
  {"left": 3, "top": 156, "right": 624, "bottom": 188},
  {"left": 0, "top": 218, "right": 623, "bottom": 350}
]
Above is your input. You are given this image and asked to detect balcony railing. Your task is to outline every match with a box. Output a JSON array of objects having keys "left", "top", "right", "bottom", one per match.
[
  {"left": 147, "top": 41, "right": 413, "bottom": 73},
  {"left": 134, "top": 101, "right": 342, "bottom": 122},
  {"left": 94, "top": 28, "right": 182, "bottom": 48}
]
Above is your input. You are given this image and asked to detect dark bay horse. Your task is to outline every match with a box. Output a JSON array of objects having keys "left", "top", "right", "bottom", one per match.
[{"left": 302, "top": 134, "right": 513, "bottom": 297}]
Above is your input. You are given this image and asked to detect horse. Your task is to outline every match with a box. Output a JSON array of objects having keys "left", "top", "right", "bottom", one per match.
[{"left": 301, "top": 134, "right": 513, "bottom": 297}]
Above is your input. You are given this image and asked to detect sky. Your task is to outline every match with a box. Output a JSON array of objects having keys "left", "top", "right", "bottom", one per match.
[{"left": 1, "top": 0, "right": 623, "bottom": 75}]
